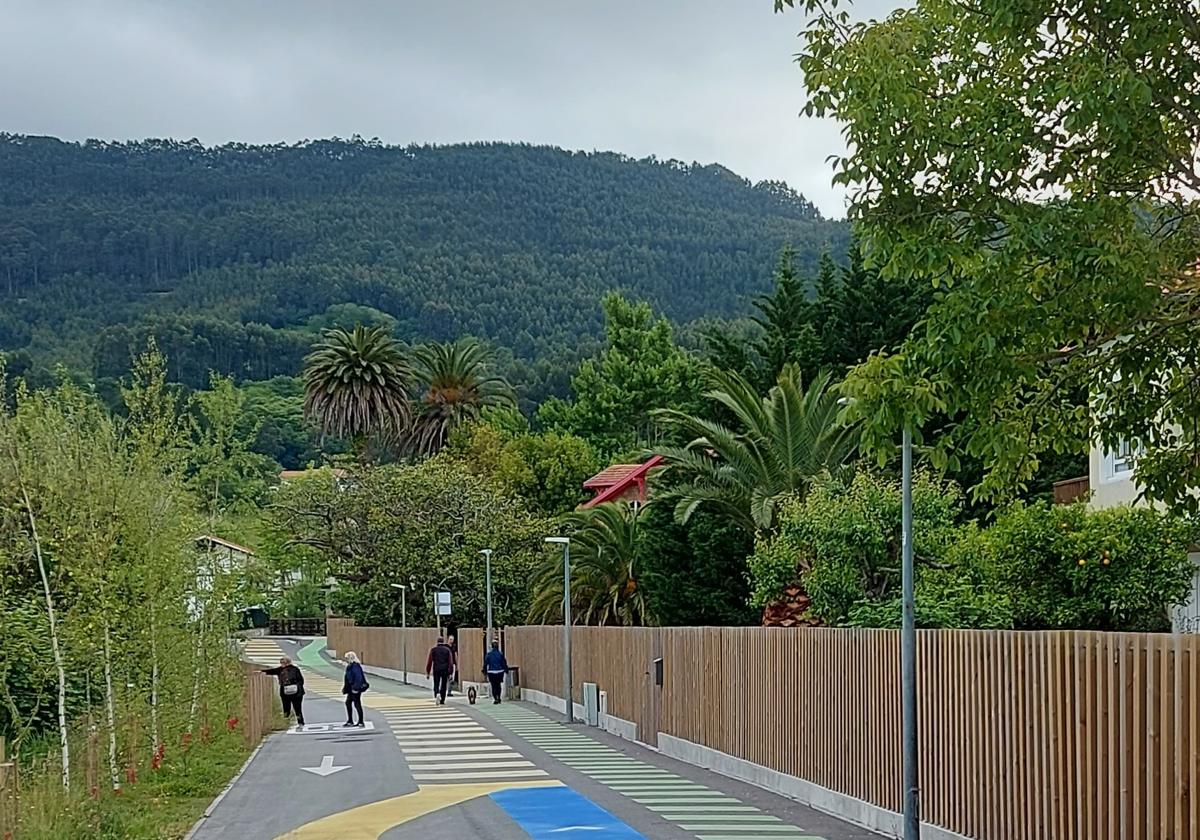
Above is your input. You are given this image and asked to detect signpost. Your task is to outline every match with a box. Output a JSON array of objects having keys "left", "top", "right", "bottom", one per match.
[{"left": 434, "top": 590, "right": 451, "bottom": 637}]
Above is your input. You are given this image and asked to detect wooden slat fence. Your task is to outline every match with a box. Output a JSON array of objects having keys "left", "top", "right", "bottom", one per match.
[
  {"left": 239, "top": 662, "right": 282, "bottom": 747},
  {"left": 500, "top": 625, "right": 1200, "bottom": 840},
  {"left": 327, "top": 619, "right": 439, "bottom": 676},
  {"left": 0, "top": 738, "right": 15, "bottom": 840}
]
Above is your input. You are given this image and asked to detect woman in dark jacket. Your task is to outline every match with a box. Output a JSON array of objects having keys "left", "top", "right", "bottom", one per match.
[
  {"left": 262, "top": 656, "right": 305, "bottom": 726},
  {"left": 342, "top": 651, "right": 369, "bottom": 727}
]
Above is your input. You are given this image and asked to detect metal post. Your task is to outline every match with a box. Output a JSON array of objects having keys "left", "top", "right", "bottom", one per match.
[
  {"left": 482, "top": 549, "right": 494, "bottom": 647},
  {"left": 390, "top": 583, "right": 409, "bottom": 684},
  {"left": 562, "top": 540, "right": 572, "bottom": 723},
  {"left": 901, "top": 424, "right": 920, "bottom": 839}
]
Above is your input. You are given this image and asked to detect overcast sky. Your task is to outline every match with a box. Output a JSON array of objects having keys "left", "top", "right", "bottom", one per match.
[{"left": 0, "top": 1, "right": 896, "bottom": 219}]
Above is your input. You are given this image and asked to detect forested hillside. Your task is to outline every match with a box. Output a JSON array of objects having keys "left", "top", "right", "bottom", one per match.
[{"left": 0, "top": 134, "right": 846, "bottom": 398}]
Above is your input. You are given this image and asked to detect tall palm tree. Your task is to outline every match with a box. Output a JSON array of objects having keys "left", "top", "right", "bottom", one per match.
[
  {"left": 302, "top": 325, "right": 413, "bottom": 457},
  {"left": 409, "top": 338, "right": 516, "bottom": 455},
  {"left": 653, "top": 364, "right": 858, "bottom": 534},
  {"left": 528, "top": 502, "right": 652, "bottom": 627}
]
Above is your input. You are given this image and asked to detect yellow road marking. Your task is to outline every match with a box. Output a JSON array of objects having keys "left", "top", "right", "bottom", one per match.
[{"left": 274, "top": 780, "right": 562, "bottom": 839}]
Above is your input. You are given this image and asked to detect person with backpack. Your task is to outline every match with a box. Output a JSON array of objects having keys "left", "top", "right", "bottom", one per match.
[
  {"left": 425, "top": 637, "right": 456, "bottom": 704},
  {"left": 482, "top": 640, "right": 509, "bottom": 704},
  {"left": 261, "top": 656, "right": 305, "bottom": 726},
  {"left": 342, "top": 651, "right": 369, "bottom": 727}
]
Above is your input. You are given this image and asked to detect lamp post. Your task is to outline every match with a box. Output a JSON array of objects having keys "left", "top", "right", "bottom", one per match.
[
  {"left": 544, "top": 536, "right": 572, "bottom": 723},
  {"left": 479, "top": 549, "right": 494, "bottom": 649},
  {"left": 900, "top": 424, "right": 919, "bottom": 840},
  {"left": 840, "top": 398, "right": 919, "bottom": 839},
  {"left": 389, "top": 583, "right": 408, "bottom": 684}
]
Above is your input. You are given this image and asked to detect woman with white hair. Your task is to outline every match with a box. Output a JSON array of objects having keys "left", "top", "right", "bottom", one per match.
[{"left": 342, "top": 651, "right": 369, "bottom": 727}]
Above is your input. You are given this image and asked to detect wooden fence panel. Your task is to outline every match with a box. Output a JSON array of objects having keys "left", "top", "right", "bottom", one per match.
[
  {"left": 335, "top": 619, "right": 1200, "bottom": 840},
  {"left": 327, "top": 619, "right": 440, "bottom": 676},
  {"left": 518, "top": 625, "right": 1200, "bottom": 840}
]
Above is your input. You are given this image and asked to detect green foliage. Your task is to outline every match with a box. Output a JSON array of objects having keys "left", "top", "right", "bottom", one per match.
[
  {"left": 302, "top": 325, "right": 413, "bottom": 455},
  {"left": 0, "top": 136, "right": 845, "bottom": 406},
  {"left": 654, "top": 365, "right": 859, "bottom": 533},
  {"left": 0, "top": 357, "right": 242, "bottom": 780},
  {"left": 538, "top": 294, "right": 704, "bottom": 455},
  {"left": 530, "top": 502, "right": 652, "bottom": 626},
  {"left": 782, "top": 0, "right": 1200, "bottom": 510},
  {"left": 707, "top": 244, "right": 931, "bottom": 392},
  {"left": 409, "top": 338, "right": 516, "bottom": 456},
  {"left": 237, "top": 377, "right": 328, "bottom": 470},
  {"left": 449, "top": 422, "right": 601, "bottom": 515},
  {"left": 978, "top": 502, "right": 1195, "bottom": 632},
  {"left": 637, "top": 504, "right": 757, "bottom": 626},
  {"left": 751, "top": 470, "right": 968, "bottom": 623},
  {"left": 268, "top": 458, "right": 550, "bottom": 626},
  {"left": 278, "top": 579, "right": 324, "bottom": 619},
  {"left": 754, "top": 466, "right": 1194, "bottom": 631},
  {"left": 189, "top": 373, "right": 278, "bottom": 514}
]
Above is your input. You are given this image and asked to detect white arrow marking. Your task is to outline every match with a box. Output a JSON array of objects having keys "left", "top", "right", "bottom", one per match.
[
  {"left": 549, "top": 828, "right": 605, "bottom": 833},
  {"left": 300, "top": 755, "right": 350, "bottom": 777}
]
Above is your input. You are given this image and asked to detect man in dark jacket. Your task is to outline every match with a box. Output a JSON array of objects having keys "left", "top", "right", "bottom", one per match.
[
  {"left": 262, "top": 656, "right": 305, "bottom": 726},
  {"left": 425, "top": 637, "right": 456, "bottom": 704},
  {"left": 483, "top": 641, "right": 509, "bottom": 704}
]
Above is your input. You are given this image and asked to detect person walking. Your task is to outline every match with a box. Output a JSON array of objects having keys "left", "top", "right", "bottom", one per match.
[
  {"left": 425, "top": 636, "right": 456, "bottom": 704},
  {"left": 446, "top": 634, "right": 458, "bottom": 697},
  {"left": 483, "top": 640, "right": 509, "bottom": 704},
  {"left": 342, "top": 651, "right": 369, "bottom": 727},
  {"left": 262, "top": 656, "right": 305, "bottom": 726}
]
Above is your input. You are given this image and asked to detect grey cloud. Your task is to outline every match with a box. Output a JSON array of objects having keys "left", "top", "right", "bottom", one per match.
[{"left": 0, "top": 0, "right": 899, "bottom": 218}]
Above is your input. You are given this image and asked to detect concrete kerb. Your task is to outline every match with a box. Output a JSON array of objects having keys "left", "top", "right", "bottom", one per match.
[{"left": 519, "top": 688, "right": 967, "bottom": 840}]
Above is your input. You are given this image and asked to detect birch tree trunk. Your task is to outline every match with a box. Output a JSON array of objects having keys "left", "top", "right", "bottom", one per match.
[
  {"left": 149, "top": 610, "right": 160, "bottom": 754},
  {"left": 17, "top": 480, "right": 71, "bottom": 790},
  {"left": 102, "top": 622, "right": 120, "bottom": 791}
]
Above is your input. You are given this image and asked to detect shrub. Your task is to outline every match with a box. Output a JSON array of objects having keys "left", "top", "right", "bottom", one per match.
[
  {"left": 982, "top": 501, "right": 1195, "bottom": 632},
  {"left": 749, "top": 469, "right": 969, "bottom": 624}
]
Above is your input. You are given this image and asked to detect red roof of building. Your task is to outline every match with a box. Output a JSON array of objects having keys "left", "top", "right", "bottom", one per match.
[
  {"left": 581, "top": 455, "right": 663, "bottom": 509},
  {"left": 583, "top": 463, "right": 643, "bottom": 489}
]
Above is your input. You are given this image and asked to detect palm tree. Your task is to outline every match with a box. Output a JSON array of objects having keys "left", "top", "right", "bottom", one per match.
[
  {"left": 302, "top": 325, "right": 413, "bottom": 457},
  {"left": 409, "top": 338, "right": 516, "bottom": 455},
  {"left": 528, "top": 502, "right": 652, "bottom": 627},
  {"left": 653, "top": 364, "right": 858, "bottom": 534}
]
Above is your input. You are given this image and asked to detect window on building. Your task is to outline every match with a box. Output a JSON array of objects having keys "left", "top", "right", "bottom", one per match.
[{"left": 1106, "top": 437, "right": 1139, "bottom": 479}]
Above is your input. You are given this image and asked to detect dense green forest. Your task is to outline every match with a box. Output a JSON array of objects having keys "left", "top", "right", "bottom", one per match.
[{"left": 0, "top": 134, "right": 847, "bottom": 403}]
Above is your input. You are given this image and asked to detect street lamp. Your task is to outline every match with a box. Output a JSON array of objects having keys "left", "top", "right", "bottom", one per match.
[
  {"left": 841, "top": 398, "right": 919, "bottom": 839},
  {"left": 544, "top": 536, "right": 572, "bottom": 723},
  {"left": 389, "top": 583, "right": 408, "bottom": 684},
  {"left": 899, "top": 424, "right": 919, "bottom": 840},
  {"left": 479, "top": 549, "right": 494, "bottom": 650}
]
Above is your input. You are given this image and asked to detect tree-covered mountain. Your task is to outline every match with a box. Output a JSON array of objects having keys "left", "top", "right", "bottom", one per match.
[{"left": 0, "top": 134, "right": 847, "bottom": 400}]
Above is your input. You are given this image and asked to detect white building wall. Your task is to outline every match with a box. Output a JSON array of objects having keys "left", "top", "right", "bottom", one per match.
[{"left": 1089, "top": 441, "right": 1200, "bottom": 633}]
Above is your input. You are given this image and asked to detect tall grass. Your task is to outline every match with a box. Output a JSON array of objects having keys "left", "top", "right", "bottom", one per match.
[{"left": 4, "top": 663, "right": 279, "bottom": 840}]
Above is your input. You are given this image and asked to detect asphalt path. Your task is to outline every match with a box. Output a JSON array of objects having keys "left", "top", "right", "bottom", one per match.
[{"left": 187, "top": 636, "right": 880, "bottom": 840}]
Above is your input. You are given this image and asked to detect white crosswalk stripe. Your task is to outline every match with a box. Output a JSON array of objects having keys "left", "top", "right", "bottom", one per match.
[{"left": 380, "top": 703, "right": 547, "bottom": 784}]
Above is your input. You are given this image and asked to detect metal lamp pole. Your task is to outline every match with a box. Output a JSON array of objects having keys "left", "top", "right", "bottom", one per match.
[
  {"left": 901, "top": 424, "right": 920, "bottom": 839},
  {"left": 545, "top": 536, "right": 572, "bottom": 723},
  {"left": 840, "top": 396, "right": 919, "bottom": 838},
  {"left": 389, "top": 583, "right": 408, "bottom": 684},
  {"left": 480, "top": 549, "right": 494, "bottom": 648}
]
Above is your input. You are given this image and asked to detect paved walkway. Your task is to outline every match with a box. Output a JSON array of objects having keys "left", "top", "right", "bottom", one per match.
[{"left": 189, "top": 636, "right": 881, "bottom": 840}]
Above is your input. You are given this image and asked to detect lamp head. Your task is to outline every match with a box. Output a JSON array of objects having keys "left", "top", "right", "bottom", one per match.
[{"left": 544, "top": 536, "right": 569, "bottom": 545}]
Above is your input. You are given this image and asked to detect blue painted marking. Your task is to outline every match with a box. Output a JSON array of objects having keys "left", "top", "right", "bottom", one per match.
[{"left": 490, "top": 786, "right": 647, "bottom": 838}]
